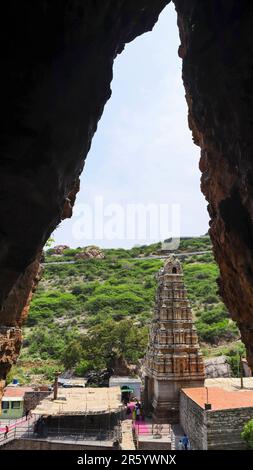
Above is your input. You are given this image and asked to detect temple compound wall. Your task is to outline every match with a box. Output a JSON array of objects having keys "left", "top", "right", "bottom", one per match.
[{"left": 180, "top": 391, "right": 251, "bottom": 450}]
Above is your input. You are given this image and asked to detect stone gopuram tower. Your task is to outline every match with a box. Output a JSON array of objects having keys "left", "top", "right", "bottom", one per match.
[{"left": 144, "top": 256, "right": 205, "bottom": 423}]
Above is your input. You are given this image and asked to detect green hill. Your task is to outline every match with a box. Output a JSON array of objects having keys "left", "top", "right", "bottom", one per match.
[{"left": 10, "top": 237, "right": 244, "bottom": 385}]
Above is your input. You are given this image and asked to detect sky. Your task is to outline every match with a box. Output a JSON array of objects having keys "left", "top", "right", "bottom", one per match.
[{"left": 53, "top": 4, "right": 209, "bottom": 249}]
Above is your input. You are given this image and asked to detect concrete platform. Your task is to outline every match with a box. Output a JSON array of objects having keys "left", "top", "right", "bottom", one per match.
[
  {"left": 135, "top": 422, "right": 172, "bottom": 451},
  {"left": 137, "top": 434, "right": 171, "bottom": 450}
]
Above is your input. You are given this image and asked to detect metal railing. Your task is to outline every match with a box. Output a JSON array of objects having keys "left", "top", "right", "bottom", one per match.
[
  {"left": 0, "top": 425, "right": 35, "bottom": 446},
  {"left": 0, "top": 424, "right": 122, "bottom": 446},
  {"left": 134, "top": 423, "right": 171, "bottom": 438}
]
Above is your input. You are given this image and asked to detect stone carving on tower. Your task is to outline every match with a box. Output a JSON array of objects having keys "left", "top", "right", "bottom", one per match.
[{"left": 144, "top": 256, "right": 205, "bottom": 422}]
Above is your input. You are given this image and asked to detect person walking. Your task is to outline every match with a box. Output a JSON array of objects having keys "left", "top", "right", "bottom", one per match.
[
  {"left": 182, "top": 434, "right": 189, "bottom": 450},
  {"left": 136, "top": 407, "right": 141, "bottom": 422},
  {"left": 178, "top": 439, "right": 184, "bottom": 450},
  {"left": 4, "top": 425, "right": 9, "bottom": 439}
]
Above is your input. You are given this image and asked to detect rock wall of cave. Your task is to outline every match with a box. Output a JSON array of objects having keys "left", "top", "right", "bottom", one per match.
[
  {"left": 174, "top": 0, "right": 253, "bottom": 367},
  {"left": 1, "top": 0, "right": 253, "bottom": 395},
  {"left": 0, "top": 0, "right": 169, "bottom": 394}
]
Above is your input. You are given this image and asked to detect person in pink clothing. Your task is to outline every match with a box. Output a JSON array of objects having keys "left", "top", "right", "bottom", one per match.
[{"left": 4, "top": 425, "right": 9, "bottom": 439}]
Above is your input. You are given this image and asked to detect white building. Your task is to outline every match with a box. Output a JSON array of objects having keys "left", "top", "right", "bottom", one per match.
[{"left": 109, "top": 376, "right": 142, "bottom": 401}]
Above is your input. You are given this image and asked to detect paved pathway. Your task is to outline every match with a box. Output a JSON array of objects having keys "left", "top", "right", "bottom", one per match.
[{"left": 171, "top": 424, "right": 184, "bottom": 450}]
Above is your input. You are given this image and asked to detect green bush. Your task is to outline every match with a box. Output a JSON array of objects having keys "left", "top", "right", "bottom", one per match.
[
  {"left": 84, "top": 291, "right": 147, "bottom": 316},
  {"left": 196, "top": 319, "right": 238, "bottom": 344},
  {"left": 225, "top": 343, "right": 246, "bottom": 376},
  {"left": 27, "top": 291, "right": 81, "bottom": 326},
  {"left": 75, "top": 360, "right": 91, "bottom": 376},
  {"left": 30, "top": 364, "right": 64, "bottom": 381},
  {"left": 198, "top": 305, "right": 228, "bottom": 325},
  {"left": 27, "top": 328, "right": 66, "bottom": 359},
  {"left": 241, "top": 419, "right": 253, "bottom": 449}
]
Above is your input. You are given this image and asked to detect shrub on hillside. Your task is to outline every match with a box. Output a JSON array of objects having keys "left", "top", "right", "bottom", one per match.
[
  {"left": 196, "top": 318, "right": 238, "bottom": 344},
  {"left": 27, "top": 291, "right": 81, "bottom": 326},
  {"left": 241, "top": 419, "right": 253, "bottom": 449}
]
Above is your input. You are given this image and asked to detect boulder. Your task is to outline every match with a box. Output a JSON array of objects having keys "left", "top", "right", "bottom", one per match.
[
  {"left": 50, "top": 245, "right": 70, "bottom": 256},
  {"left": 75, "top": 246, "right": 104, "bottom": 260},
  {"left": 204, "top": 356, "right": 232, "bottom": 378}
]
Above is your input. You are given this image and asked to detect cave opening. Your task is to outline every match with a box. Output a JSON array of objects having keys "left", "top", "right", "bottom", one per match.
[
  {"left": 12, "top": 3, "right": 222, "bottom": 395},
  {"left": 2, "top": 3, "right": 211, "bottom": 391},
  {"left": 1, "top": 0, "right": 253, "bottom": 402},
  {"left": 53, "top": 3, "right": 209, "bottom": 250}
]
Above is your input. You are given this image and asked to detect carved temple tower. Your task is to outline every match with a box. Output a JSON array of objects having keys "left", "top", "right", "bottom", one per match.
[{"left": 144, "top": 256, "right": 205, "bottom": 423}]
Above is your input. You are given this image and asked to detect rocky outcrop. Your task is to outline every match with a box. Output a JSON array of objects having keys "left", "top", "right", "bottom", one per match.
[
  {"left": 204, "top": 356, "right": 232, "bottom": 379},
  {"left": 174, "top": 0, "right": 253, "bottom": 368},
  {"left": 0, "top": 0, "right": 169, "bottom": 390},
  {"left": 50, "top": 245, "right": 70, "bottom": 256},
  {"left": 75, "top": 246, "right": 105, "bottom": 260},
  {"left": 0, "top": 255, "right": 42, "bottom": 383}
]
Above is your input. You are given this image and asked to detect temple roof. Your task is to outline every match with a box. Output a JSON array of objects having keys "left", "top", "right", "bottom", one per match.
[{"left": 162, "top": 256, "right": 183, "bottom": 275}]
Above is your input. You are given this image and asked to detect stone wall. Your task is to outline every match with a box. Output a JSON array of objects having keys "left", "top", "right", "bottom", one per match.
[
  {"left": 206, "top": 407, "right": 253, "bottom": 450},
  {"left": 180, "top": 390, "right": 207, "bottom": 450},
  {"left": 2, "top": 439, "right": 114, "bottom": 450},
  {"left": 180, "top": 390, "right": 253, "bottom": 450}
]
